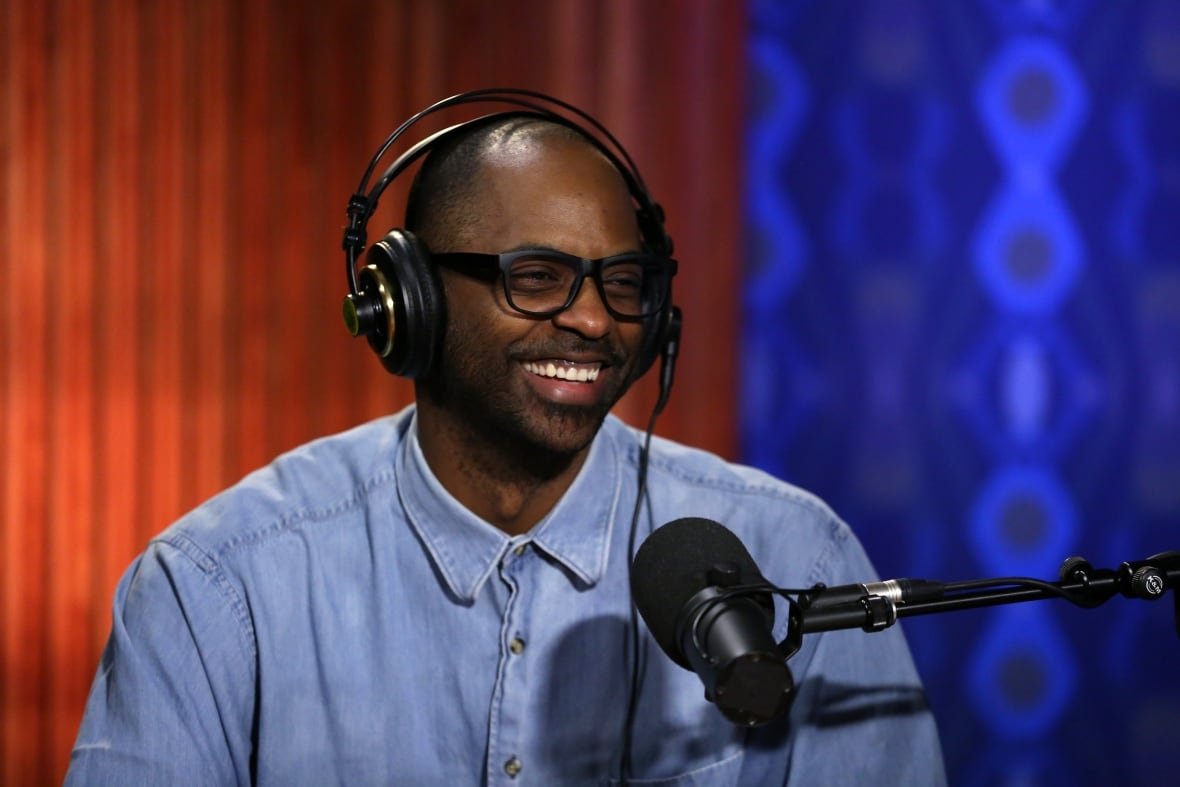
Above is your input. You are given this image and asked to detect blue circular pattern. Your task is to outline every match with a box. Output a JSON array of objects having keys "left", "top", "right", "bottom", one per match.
[
  {"left": 976, "top": 38, "right": 1088, "bottom": 169},
  {"left": 967, "top": 605, "right": 1077, "bottom": 740},
  {"left": 968, "top": 465, "right": 1077, "bottom": 576}
]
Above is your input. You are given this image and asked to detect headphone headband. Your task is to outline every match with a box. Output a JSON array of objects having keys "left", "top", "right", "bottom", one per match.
[{"left": 356, "top": 88, "right": 654, "bottom": 204}]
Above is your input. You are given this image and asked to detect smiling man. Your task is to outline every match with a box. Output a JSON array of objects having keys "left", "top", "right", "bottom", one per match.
[
  {"left": 68, "top": 97, "right": 945, "bottom": 785},
  {"left": 411, "top": 120, "right": 652, "bottom": 534}
]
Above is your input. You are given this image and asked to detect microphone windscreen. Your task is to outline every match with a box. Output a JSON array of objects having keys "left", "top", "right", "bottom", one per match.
[{"left": 630, "top": 517, "right": 766, "bottom": 669}]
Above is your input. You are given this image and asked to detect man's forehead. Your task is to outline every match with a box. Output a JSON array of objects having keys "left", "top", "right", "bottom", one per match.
[
  {"left": 474, "top": 127, "right": 608, "bottom": 174},
  {"left": 459, "top": 139, "right": 640, "bottom": 257}
]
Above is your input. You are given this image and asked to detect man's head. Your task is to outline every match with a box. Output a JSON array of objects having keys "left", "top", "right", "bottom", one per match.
[{"left": 407, "top": 115, "right": 657, "bottom": 462}]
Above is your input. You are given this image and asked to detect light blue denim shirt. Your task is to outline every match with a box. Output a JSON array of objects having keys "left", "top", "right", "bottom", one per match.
[{"left": 68, "top": 406, "right": 945, "bottom": 785}]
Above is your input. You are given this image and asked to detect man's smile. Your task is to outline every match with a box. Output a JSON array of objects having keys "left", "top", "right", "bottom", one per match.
[
  {"left": 521, "top": 360, "right": 602, "bottom": 382},
  {"left": 517, "top": 356, "right": 619, "bottom": 407}
]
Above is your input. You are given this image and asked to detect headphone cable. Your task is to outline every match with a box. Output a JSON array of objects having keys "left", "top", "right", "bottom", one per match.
[
  {"left": 620, "top": 404, "right": 659, "bottom": 784},
  {"left": 619, "top": 314, "right": 678, "bottom": 782}
]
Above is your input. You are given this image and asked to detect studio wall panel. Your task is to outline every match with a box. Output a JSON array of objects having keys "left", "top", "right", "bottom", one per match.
[{"left": 0, "top": 1, "right": 743, "bottom": 782}]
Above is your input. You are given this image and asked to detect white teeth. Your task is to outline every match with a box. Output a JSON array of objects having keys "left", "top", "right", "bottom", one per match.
[{"left": 523, "top": 361, "right": 602, "bottom": 382}]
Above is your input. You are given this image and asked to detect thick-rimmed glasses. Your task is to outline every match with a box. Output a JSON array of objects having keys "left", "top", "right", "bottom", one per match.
[{"left": 432, "top": 248, "right": 677, "bottom": 320}]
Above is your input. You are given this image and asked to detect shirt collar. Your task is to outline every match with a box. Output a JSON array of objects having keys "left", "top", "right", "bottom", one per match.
[{"left": 395, "top": 411, "right": 626, "bottom": 603}]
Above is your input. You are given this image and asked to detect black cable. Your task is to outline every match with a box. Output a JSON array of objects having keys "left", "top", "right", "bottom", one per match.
[
  {"left": 941, "top": 576, "right": 1089, "bottom": 604},
  {"left": 618, "top": 309, "right": 679, "bottom": 782},
  {"left": 619, "top": 404, "right": 659, "bottom": 783}
]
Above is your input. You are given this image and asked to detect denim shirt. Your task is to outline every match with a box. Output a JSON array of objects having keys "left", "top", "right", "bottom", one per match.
[{"left": 68, "top": 407, "right": 945, "bottom": 786}]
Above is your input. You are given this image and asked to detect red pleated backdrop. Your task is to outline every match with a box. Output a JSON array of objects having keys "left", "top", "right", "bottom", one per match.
[{"left": 0, "top": 1, "right": 743, "bottom": 782}]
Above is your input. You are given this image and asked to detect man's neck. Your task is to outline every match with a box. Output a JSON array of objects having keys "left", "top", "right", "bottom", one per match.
[{"left": 414, "top": 403, "right": 592, "bottom": 536}]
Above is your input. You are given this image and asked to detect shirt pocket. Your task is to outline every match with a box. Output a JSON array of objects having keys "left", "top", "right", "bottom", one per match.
[{"left": 607, "top": 748, "right": 745, "bottom": 787}]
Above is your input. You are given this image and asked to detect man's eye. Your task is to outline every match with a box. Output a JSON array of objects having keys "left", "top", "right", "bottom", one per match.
[
  {"left": 509, "top": 264, "right": 566, "bottom": 291},
  {"left": 602, "top": 265, "right": 643, "bottom": 292}
]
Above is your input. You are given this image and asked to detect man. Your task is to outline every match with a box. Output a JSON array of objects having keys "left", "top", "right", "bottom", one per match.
[{"left": 68, "top": 100, "right": 945, "bottom": 784}]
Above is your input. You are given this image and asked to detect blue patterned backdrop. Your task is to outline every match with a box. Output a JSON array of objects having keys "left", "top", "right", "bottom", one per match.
[{"left": 743, "top": 1, "right": 1179, "bottom": 784}]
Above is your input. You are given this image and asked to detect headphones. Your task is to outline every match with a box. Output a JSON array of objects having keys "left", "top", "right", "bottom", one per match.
[{"left": 340, "top": 88, "right": 681, "bottom": 406}]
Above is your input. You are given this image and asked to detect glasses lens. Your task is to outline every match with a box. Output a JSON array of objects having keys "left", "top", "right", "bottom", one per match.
[
  {"left": 504, "top": 252, "right": 670, "bottom": 318},
  {"left": 600, "top": 258, "right": 654, "bottom": 317},
  {"left": 505, "top": 255, "right": 576, "bottom": 315}
]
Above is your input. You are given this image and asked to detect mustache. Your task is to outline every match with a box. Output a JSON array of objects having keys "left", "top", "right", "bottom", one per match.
[{"left": 508, "top": 337, "right": 628, "bottom": 366}]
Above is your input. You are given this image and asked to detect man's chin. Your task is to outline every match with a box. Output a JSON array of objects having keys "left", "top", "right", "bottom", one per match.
[{"left": 528, "top": 401, "right": 609, "bottom": 452}]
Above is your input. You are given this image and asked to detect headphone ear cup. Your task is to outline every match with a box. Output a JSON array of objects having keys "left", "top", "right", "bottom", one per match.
[
  {"left": 635, "top": 314, "right": 663, "bottom": 379},
  {"left": 636, "top": 302, "right": 675, "bottom": 379},
  {"left": 649, "top": 305, "right": 682, "bottom": 415},
  {"left": 637, "top": 203, "right": 673, "bottom": 258},
  {"left": 363, "top": 229, "right": 443, "bottom": 378}
]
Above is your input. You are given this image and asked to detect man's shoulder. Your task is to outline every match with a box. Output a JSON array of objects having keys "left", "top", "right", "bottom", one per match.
[
  {"left": 604, "top": 416, "right": 838, "bottom": 522},
  {"left": 602, "top": 416, "right": 858, "bottom": 587},
  {"left": 155, "top": 407, "right": 415, "bottom": 560}
]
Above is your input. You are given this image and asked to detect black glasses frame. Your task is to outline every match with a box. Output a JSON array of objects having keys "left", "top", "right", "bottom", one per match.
[{"left": 433, "top": 249, "right": 677, "bottom": 320}]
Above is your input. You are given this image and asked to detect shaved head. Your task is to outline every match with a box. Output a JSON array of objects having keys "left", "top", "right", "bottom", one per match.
[{"left": 404, "top": 115, "right": 614, "bottom": 252}]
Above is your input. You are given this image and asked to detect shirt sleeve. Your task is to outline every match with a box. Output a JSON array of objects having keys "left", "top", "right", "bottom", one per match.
[
  {"left": 749, "top": 521, "right": 947, "bottom": 786},
  {"left": 65, "top": 538, "right": 257, "bottom": 786}
]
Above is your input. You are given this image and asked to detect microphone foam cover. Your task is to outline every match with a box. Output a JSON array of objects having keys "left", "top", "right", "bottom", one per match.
[{"left": 630, "top": 517, "right": 766, "bottom": 669}]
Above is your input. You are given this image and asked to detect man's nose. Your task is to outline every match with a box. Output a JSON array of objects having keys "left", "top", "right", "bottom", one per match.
[{"left": 551, "top": 277, "right": 612, "bottom": 339}]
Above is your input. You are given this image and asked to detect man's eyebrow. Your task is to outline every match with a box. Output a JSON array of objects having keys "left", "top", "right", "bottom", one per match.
[
  {"left": 504, "top": 243, "right": 565, "bottom": 254},
  {"left": 502, "top": 243, "right": 647, "bottom": 257}
]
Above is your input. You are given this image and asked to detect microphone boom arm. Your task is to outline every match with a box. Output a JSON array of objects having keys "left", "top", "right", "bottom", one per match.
[{"left": 786, "top": 552, "right": 1180, "bottom": 640}]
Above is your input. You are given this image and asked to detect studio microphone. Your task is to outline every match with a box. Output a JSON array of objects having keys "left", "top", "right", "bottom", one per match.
[{"left": 630, "top": 517, "right": 793, "bottom": 726}]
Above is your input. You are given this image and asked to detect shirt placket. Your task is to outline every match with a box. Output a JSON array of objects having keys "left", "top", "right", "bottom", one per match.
[{"left": 486, "top": 541, "right": 531, "bottom": 785}]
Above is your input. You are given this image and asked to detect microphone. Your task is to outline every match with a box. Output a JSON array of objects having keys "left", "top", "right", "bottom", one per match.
[{"left": 630, "top": 517, "right": 793, "bottom": 726}]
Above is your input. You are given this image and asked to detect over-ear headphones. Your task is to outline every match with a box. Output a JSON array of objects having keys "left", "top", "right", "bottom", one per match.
[{"left": 340, "top": 88, "right": 681, "bottom": 397}]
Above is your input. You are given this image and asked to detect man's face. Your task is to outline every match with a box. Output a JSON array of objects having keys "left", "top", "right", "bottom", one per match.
[{"left": 420, "top": 138, "right": 648, "bottom": 458}]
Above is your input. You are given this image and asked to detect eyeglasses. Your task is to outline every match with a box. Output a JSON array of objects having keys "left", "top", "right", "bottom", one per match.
[{"left": 432, "top": 248, "right": 677, "bottom": 320}]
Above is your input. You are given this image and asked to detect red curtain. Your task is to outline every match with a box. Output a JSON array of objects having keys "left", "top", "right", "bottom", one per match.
[{"left": 0, "top": 0, "right": 742, "bottom": 781}]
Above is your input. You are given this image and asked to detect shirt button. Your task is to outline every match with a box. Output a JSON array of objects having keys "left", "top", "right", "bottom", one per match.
[
  {"left": 504, "top": 756, "right": 522, "bottom": 777},
  {"left": 513, "top": 543, "right": 526, "bottom": 556},
  {"left": 510, "top": 637, "right": 526, "bottom": 655}
]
